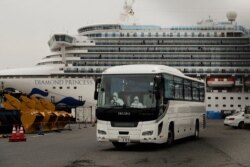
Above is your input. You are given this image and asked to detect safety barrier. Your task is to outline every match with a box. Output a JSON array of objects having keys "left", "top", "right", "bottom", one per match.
[
  {"left": 9, "top": 125, "right": 26, "bottom": 142},
  {"left": 0, "top": 120, "right": 95, "bottom": 135}
]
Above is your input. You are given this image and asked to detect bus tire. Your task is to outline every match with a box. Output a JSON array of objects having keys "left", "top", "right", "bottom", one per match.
[
  {"left": 167, "top": 124, "right": 174, "bottom": 146},
  {"left": 194, "top": 120, "right": 199, "bottom": 139},
  {"left": 112, "top": 142, "right": 127, "bottom": 149}
]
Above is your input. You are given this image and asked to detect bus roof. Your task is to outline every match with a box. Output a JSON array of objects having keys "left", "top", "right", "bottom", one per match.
[{"left": 102, "top": 64, "right": 204, "bottom": 83}]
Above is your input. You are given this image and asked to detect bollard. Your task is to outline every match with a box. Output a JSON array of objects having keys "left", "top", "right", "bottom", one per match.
[
  {"left": 67, "top": 121, "right": 72, "bottom": 131},
  {"left": 78, "top": 121, "right": 81, "bottom": 129},
  {"left": 38, "top": 123, "right": 44, "bottom": 135},
  {"left": 84, "top": 119, "right": 87, "bottom": 128},
  {"left": 91, "top": 117, "right": 96, "bottom": 127}
]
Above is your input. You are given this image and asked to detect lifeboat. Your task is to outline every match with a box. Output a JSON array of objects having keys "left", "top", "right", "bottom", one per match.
[
  {"left": 207, "top": 77, "right": 234, "bottom": 87},
  {"left": 245, "top": 78, "right": 250, "bottom": 87}
]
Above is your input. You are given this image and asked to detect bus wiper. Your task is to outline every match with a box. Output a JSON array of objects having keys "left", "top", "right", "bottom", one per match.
[{"left": 111, "top": 105, "right": 123, "bottom": 108}]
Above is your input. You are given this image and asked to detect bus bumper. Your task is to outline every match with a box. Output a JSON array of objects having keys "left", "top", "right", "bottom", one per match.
[{"left": 96, "top": 120, "right": 167, "bottom": 144}]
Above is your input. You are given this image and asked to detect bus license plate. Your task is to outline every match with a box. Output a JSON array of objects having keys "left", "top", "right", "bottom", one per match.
[{"left": 118, "top": 136, "right": 130, "bottom": 143}]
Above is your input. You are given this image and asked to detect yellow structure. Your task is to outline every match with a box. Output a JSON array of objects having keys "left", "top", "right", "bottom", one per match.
[
  {"left": 31, "top": 97, "right": 57, "bottom": 132},
  {"left": 38, "top": 98, "right": 72, "bottom": 130},
  {"left": 19, "top": 95, "right": 44, "bottom": 133},
  {"left": 3, "top": 94, "right": 72, "bottom": 133},
  {"left": 3, "top": 94, "right": 21, "bottom": 110}
]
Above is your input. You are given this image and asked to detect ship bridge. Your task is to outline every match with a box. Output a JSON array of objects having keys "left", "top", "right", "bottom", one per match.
[{"left": 48, "top": 34, "right": 75, "bottom": 51}]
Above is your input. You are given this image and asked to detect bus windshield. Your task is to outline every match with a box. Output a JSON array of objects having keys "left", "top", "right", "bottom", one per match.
[{"left": 97, "top": 74, "right": 156, "bottom": 108}]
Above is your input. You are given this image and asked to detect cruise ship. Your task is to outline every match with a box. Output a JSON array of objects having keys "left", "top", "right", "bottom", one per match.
[{"left": 0, "top": 1, "right": 250, "bottom": 113}]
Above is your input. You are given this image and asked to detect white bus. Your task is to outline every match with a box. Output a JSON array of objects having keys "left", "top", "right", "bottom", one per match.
[{"left": 94, "top": 64, "right": 206, "bottom": 148}]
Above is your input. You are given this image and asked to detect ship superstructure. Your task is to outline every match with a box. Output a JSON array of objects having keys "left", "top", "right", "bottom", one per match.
[{"left": 0, "top": 4, "right": 249, "bottom": 112}]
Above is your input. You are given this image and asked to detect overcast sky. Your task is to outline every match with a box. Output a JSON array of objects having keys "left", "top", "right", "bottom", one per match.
[{"left": 0, "top": 0, "right": 250, "bottom": 69}]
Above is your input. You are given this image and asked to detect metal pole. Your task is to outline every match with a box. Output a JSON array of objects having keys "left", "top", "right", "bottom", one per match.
[{"left": 84, "top": 119, "right": 87, "bottom": 128}]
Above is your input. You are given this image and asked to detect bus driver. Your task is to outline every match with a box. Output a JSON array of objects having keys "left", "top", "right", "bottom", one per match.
[{"left": 111, "top": 92, "right": 124, "bottom": 106}]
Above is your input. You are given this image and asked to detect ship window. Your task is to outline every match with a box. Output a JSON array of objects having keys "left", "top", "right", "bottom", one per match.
[
  {"left": 74, "top": 86, "right": 77, "bottom": 89},
  {"left": 230, "top": 97, "right": 233, "bottom": 100},
  {"left": 238, "top": 97, "right": 241, "bottom": 100},
  {"left": 208, "top": 97, "right": 211, "bottom": 99},
  {"left": 230, "top": 105, "right": 234, "bottom": 107},
  {"left": 215, "top": 97, "right": 219, "bottom": 100},
  {"left": 53, "top": 87, "right": 56, "bottom": 89},
  {"left": 59, "top": 86, "right": 63, "bottom": 89},
  {"left": 215, "top": 104, "right": 219, "bottom": 107},
  {"left": 208, "top": 104, "right": 211, "bottom": 107},
  {"left": 67, "top": 86, "right": 70, "bottom": 89},
  {"left": 223, "top": 97, "right": 226, "bottom": 100},
  {"left": 238, "top": 105, "right": 241, "bottom": 107},
  {"left": 223, "top": 104, "right": 226, "bottom": 107},
  {"left": 246, "top": 97, "right": 249, "bottom": 100},
  {"left": 79, "top": 96, "right": 83, "bottom": 102}
]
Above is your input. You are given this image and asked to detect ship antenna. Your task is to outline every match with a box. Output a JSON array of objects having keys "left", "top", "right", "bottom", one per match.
[{"left": 118, "top": 0, "right": 137, "bottom": 25}]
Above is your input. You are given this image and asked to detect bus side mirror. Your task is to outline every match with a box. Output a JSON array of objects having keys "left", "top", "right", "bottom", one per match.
[
  {"left": 154, "top": 75, "right": 162, "bottom": 100},
  {"left": 94, "top": 77, "right": 101, "bottom": 100}
]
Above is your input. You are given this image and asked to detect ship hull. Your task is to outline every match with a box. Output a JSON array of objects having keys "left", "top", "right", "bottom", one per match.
[{"left": 1, "top": 77, "right": 96, "bottom": 107}]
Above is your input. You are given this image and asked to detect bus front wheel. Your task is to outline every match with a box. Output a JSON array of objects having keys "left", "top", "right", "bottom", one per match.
[
  {"left": 112, "top": 142, "right": 127, "bottom": 149},
  {"left": 167, "top": 126, "right": 174, "bottom": 146}
]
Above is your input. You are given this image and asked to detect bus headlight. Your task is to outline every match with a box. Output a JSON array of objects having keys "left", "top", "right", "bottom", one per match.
[
  {"left": 98, "top": 130, "right": 107, "bottom": 135},
  {"left": 142, "top": 130, "right": 153, "bottom": 136}
]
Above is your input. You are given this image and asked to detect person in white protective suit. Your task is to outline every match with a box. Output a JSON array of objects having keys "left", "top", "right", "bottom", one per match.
[
  {"left": 130, "top": 96, "right": 144, "bottom": 108},
  {"left": 111, "top": 92, "right": 124, "bottom": 106}
]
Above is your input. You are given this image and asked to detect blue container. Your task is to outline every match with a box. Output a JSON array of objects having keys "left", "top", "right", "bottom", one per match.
[{"left": 207, "top": 111, "right": 222, "bottom": 119}]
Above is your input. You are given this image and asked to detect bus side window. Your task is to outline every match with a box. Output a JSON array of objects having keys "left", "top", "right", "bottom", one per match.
[
  {"left": 192, "top": 82, "right": 199, "bottom": 101},
  {"left": 164, "top": 74, "right": 174, "bottom": 99},
  {"left": 174, "top": 77, "right": 183, "bottom": 100},
  {"left": 198, "top": 83, "right": 205, "bottom": 101}
]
